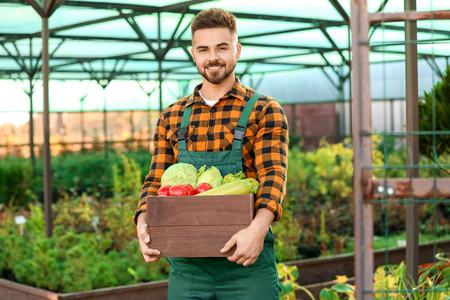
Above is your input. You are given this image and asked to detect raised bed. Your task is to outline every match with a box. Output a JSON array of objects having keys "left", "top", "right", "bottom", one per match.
[
  {"left": 1, "top": 240, "right": 448, "bottom": 300},
  {"left": 293, "top": 240, "right": 450, "bottom": 299},
  {"left": 0, "top": 279, "right": 168, "bottom": 300}
]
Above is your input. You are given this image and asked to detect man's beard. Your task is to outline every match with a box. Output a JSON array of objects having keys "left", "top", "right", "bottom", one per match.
[{"left": 198, "top": 60, "right": 237, "bottom": 85}]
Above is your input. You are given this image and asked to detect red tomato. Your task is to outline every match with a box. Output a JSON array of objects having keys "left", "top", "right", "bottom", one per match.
[
  {"left": 157, "top": 185, "right": 171, "bottom": 196},
  {"left": 196, "top": 183, "right": 212, "bottom": 194},
  {"left": 169, "top": 184, "right": 188, "bottom": 196},
  {"left": 183, "top": 184, "right": 196, "bottom": 195}
]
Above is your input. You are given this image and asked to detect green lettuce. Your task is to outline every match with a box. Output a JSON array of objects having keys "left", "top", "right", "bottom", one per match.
[
  {"left": 223, "top": 171, "right": 247, "bottom": 184},
  {"left": 160, "top": 163, "right": 198, "bottom": 188},
  {"left": 196, "top": 166, "right": 223, "bottom": 189}
]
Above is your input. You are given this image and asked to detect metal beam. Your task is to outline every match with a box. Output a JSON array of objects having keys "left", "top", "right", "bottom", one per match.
[
  {"left": 368, "top": 0, "right": 391, "bottom": 39},
  {"left": 328, "top": 0, "right": 350, "bottom": 24},
  {"left": 240, "top": 26, "right": 320, "bottom": 39},
  {"left": 123, "top": 15, "right": 159, "bottom": 58},
  {"left": 319, "top": 25, "right": 349, "bottom": 65},
  {"left": 42, "top": 16, "right": 52, "bottom": 238},
  {"left": 161, "top": 5, "right": 189, "bottom": 59},
  {"left": 424, "top": 56, "right": 443, "bottom": 79},
  {"left": 0, "top": 42, "right": 29, "bottom": 73}
]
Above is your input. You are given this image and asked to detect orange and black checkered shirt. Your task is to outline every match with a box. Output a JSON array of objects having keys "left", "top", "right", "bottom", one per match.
[{"left": 133, "top": 77, "right": 288, "bottom": 224}]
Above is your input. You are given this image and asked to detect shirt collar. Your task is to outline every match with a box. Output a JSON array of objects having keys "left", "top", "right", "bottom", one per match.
[{"left": 185, "top": 76, "right": 246, "bottom": 107}]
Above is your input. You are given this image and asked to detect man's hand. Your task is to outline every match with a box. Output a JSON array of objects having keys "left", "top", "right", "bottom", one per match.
[
  {"left": 137, "top": 212, "right": 161, "bottom": 263},
  {"left": 220, "top": 208, "right": 274, "bottom": 267}
]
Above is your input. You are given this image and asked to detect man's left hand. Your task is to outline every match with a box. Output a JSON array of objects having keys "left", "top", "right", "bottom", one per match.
[{"left": 220, "top": 208, "right": 274, "bottom": 267}]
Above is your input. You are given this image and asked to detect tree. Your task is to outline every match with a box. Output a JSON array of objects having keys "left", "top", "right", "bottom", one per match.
[{"left": 418, "top": 65, "right": 450, "bottom": 168}]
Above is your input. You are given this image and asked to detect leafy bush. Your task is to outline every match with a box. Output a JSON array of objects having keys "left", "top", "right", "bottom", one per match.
[
  {"left": 0, "top": 156, "right": 35, "bottom": 207},
  {"left": 419, "top": 65, "right": 450, "bottom": 163},
  {"left": 0, "top": 150, "right": 152, "bottom": 205},
  {"left": 0, "top": 155, "right": 169, "bottom": 293},
  {"left": 320, "top": 261, "right": 450, "bottom": 299},
  {"left": 283, "top": 138, "right": 384, "bottom": 259}
]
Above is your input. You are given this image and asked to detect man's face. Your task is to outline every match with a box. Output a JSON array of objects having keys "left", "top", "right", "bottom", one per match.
[{"left": 191, "top": 27, "right": 241, "bottom": 85}]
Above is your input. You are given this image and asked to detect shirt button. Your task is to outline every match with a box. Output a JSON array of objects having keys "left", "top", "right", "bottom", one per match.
[{"left": 210, "top": 107, "right": 215, "bottom": 113}]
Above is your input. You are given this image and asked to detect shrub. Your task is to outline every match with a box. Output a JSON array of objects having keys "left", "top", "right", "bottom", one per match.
[
  {"left": 0, "top": 156, "right": 34, "bottom": 206},
  {"left": 419, "top": 65, "right": 450, "bottom": 164}
]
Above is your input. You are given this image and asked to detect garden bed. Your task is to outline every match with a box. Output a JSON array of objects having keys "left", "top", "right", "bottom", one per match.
[{"left": 1, "top": 240, "right": 448, "bottom": 300}]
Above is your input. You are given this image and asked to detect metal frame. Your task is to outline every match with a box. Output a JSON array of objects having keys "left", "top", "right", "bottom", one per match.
[{"left": 351, "top": 0, "right": 450, "bottom": 298}]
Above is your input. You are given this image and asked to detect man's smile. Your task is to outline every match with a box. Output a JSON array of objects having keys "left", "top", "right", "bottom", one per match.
[{"left": 206, "top": 65, "right": 224, "bottom": 71}]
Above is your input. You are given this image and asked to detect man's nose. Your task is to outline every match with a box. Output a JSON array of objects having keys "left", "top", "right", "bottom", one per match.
[{"left": 208, "top": 50, "right": 219, "bottom": 61}]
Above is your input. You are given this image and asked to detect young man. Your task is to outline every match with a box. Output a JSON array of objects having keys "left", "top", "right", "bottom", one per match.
[{"left": 134, "top": 8, "right": 288, "bottom": 299}]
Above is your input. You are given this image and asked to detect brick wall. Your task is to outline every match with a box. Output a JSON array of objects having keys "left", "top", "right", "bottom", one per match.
[{"left": 281, "top": 103, "right": 338, "bottom": 151}]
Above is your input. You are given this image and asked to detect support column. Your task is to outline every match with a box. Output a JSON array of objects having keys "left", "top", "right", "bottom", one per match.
[
  {"left": 404, "top": 0, "right": 420, "bottom": 285},
  {"left": 42, "top": 16, "right": 52, "bottom": 238},
  {"left": 101, "top": 83, "right": 109, "bottom": 159},
  {"left": 28, "top": 74, "right": 36, "bottom": 176},
  {"left": 351, "top": 0, "right": 374, "bottom": 299}
]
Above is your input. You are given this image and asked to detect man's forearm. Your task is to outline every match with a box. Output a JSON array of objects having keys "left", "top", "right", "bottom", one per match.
[{"left": 248, "top": 207, "right": 274, "bottom": 236}]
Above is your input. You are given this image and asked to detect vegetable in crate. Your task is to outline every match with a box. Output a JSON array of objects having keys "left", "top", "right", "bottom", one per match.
[
  {"left": 160, "top": 163, "right": 198, "bottom": 188},
  {"left": 196, "top": 178, "right": 259, "bottom": 195},
  {"left": 196, "top": 182, "right": 212, "bottom": 194},
  {"left": 223, "top": 171, "right": 246, "bottom": 183},
  {"left": 197, "top": 166, "right": 223, "bottom": 188},
  {"left": 169, "top": 184, "right": 189, "bottom": 196},
  {"left": 183, "top": 184, "right": 196, "bottom": 195},
  {"left": 157, "top": 185, "right": 170, "bottom": 196}
]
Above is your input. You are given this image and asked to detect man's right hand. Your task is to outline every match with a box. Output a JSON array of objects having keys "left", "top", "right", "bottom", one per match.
[{"left": 137, "top": 212, "right": 161, "bottom": 263}]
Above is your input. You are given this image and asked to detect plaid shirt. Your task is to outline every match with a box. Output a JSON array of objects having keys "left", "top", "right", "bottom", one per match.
[{"left": 133, "top": 77, "right": 288, "bottom": 224}]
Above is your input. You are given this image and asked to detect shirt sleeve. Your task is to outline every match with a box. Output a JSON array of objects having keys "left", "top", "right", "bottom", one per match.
[
  {"left": 132, "top": 110, "right": 176, "bottom": 224},
  {"left": 253, "top": 99, "right": 289, "bottom": 222}
]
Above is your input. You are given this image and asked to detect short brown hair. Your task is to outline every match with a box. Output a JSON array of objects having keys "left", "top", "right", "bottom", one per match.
[{"left": 191, "top": 8, "right": 237, "bottom": 36}]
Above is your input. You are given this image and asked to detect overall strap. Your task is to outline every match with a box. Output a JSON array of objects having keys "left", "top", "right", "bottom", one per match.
[
  {"left": 177, "top": 95, "right": 194, "bottom": 151},
  {"left": 177, "top": 92, "right": 262, "bottom": 151},
  {"left": 232, "top": 92, "right": 262, "bottom": 150}
]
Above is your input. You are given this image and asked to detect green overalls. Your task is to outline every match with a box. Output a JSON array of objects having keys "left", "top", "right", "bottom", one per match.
[{"left": 167, "top": 92, "right": 281, "bottom": 300}]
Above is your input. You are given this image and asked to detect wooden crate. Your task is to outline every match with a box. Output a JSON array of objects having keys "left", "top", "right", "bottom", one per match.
[{"left": 146, "top": 194, "right": 254, "bottom": 257}]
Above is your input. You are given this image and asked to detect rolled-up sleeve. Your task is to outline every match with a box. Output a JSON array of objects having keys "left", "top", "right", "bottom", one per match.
[
  {"left": 133, "top": 110, "right": 176, "bottom": 224},
  {"left": 253, "top": 99, "right": 289, "bottom": 221}
]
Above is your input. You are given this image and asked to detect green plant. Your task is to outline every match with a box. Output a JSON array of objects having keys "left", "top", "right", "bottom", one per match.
[
  {"left": 273, "top": 200, "right": 302, "bottom": 262},
  {"left": 0, "top": 156, "right": 34, "bottom": 206},
  {"left": 0, "top": 201, "right": 169, "bottom": 293},
  {"left": 320, "top": 261, "right": 450, "bottom": 299},
  {"left": 320, "top": 275, "right": 355, "bottom": 300},
  {"left": 277, "top": 262, "right": 315, "bottom": 300},
  {"left": 419, "top": 65, "right": 450, "bottom": 169}
]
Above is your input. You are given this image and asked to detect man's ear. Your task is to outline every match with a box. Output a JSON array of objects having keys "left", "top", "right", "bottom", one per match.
[
  {"left": 236, "top": 43, "right": 242, "bottom": 60},
  {"left": 190, "top": 47, "right": 195, "bottom": 62}
]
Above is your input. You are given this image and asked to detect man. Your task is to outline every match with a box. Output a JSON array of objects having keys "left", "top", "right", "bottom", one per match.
[{"left": 134, "top": 8, "right": 288, "bottom": 299}]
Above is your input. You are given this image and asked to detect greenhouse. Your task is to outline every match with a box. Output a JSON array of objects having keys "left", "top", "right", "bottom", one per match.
[{"left": 0, "top": 0, "right": 449, "bottom": 299}]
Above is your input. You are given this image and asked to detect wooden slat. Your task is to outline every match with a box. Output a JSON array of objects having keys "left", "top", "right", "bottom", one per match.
[
  {"left": 147, "top": 194, "right": 254, "bottom": 257},
  {"left": 146, "top": 194, "right": 254, "bottom": 226},
  {"left": 149, "top": 225, "right": 244, "bottom": 257},
  {"left": 372, "top": 178, "right": 450, "bottom": 198},
  {"left": 370, "top": 10, "right": 450, "bottom": 23}
]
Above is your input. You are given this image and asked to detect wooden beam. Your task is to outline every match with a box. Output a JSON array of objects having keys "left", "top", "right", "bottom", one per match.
[
  {"left": 350, "top": 0, "right": 374, "bottom": 298},
  {"left": 372, "top": 178, "right": 450, "bottom": 199},
  {"left": 370, "top": 10, "right": 450, "bottom": 23}
]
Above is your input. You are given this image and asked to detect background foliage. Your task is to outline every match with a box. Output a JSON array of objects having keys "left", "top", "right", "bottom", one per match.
[{"left": 1, "top": 140, "right": 449, "bottom": 291}]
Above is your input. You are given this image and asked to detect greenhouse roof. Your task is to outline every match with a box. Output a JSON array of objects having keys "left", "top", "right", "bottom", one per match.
[{"left": 1, "top": 0, "right": 449, "bottom": 82}]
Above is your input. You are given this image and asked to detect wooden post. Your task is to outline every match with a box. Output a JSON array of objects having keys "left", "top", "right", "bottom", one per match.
[
  {"left": 350, "top": 0, "right": 374, "bottom": 298},
  {"left": 404, "top": 0, "right": 420, "bottom": 284}
]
